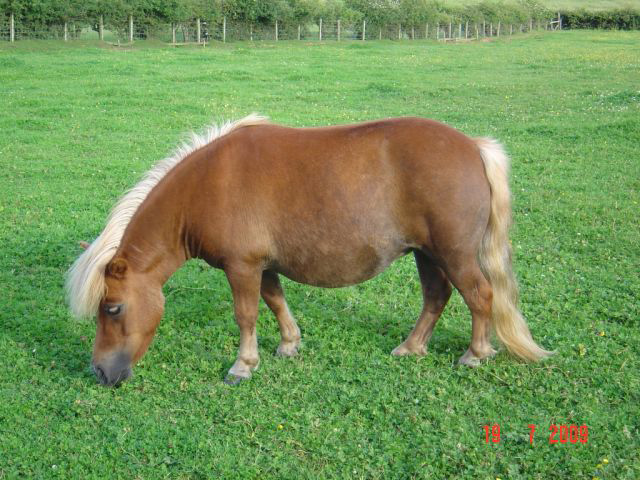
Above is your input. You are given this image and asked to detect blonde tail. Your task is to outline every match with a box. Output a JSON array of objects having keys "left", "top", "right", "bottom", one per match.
[{"left": 475, "top": 138, "right": 552, "bottom": 361}]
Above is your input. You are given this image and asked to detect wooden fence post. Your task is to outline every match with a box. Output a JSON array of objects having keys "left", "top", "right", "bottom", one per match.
[
  {"left": 275, "top": 20, "right": 278, "bottom": 41},
  {"left": 558, "top": 12, "right": 562, "bottom": 30},
  {"left": 475, "top": 23, "right": 478, "bottom": 40},
  {"left": 458, "top": 23, "right": 461, "bottom": 39},
  {"left": 223, "top": 17, "right": 226, "bottom": 43},
  {"left": 425, "top": 23, "right": 429, "bottom": 39},
  {"left": 337, "top": 19, "right": 340, "bottom": 41},
  {"left": 99, "top": 15, "right": 104, "bottom": 40},
  {"left": 465, "top": 21, "right": 468, "bottom": 39},
  {"left": 411, "top": 26, "right": 414, "bottom": 40},
  {"left": 510, "top": 24, "right": 513, "bottom": 35},
  {"left": 171, "top": 23, "right": 176, "bottom": 44},
  {"left": 129, "top": 15, "right": 133, "bottom": 42},
  {"left": 482, "top": 20, "right": 485, "bottom": 37},
  {"left": 319, "top": 18, "right": 322, "bottom": 41},
  {"left": 379, "top": 28, "right": 382, "bottom": 40},
  {"left": 398, "top": 24, "right": 401, "bottom": 40},
  {"left": 362, "top": 20, "right": 365, "bottom": 41},
  {"left": 10, "top": 12, "right": 15, "bottom": 42},
  {"left": 197, "top": 18, "right": 201, "bottom": 44},
  {"left": 297, "top": 24, "right": 300, "bottom": 41},
  {"left": 448, "top": 22, "right": 451, "bottom": 39},
  {"left": 64, "top": 22, "right": 68, "bottom": 41},
  {"left": 529, "top": 18, "right": 533, "bottom": 31},
  {"left": 436, "top": 23, "right": 439, "bottom": 40},
  {"left": 497, "top": 21, "right": 500, "bottom": 37},
  {"left": 250, "top": 24, "right": 253, "bottom": 41}
]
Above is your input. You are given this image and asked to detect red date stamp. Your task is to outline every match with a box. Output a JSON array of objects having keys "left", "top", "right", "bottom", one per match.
[{"left": 483, "top": 424, "right": 589, "bottom": 444}]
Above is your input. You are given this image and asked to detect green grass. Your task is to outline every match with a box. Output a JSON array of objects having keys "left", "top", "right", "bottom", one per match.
[
  {"left": 539, "top": 0, "right": 637, "bottom": 10},
  {"left": 442, "top": 0, "right": 638, "bottom": 10},
  {"left": 1, "top": 31, "right": 639, "bottom": 479}
]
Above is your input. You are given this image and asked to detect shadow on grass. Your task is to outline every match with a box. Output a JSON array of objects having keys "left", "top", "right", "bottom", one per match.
[
  {"left": 4, "top": 313, "right": 96, "bottom": 386},
  {"left": 1, "top": 239, "right": 96, "bottom": 385}
]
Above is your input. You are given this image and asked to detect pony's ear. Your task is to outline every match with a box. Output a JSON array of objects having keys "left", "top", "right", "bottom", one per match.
[
  {"left": 106, "top": 258, "right": 128, "bottom": 279},
  {"left": 79, "top": 241, "right": 90, "bottom": 250}
]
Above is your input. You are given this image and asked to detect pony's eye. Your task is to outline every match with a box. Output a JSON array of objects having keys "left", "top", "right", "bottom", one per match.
[{"left": 105, "top": 304, "right": 123, "bottom": 316}]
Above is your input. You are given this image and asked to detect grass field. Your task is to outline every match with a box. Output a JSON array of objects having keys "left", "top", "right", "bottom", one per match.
[
  {"left": 1, "top": 31, "right": 639, "bottom": 478},
  {"left": 539, "top": 0, "right": 637, "bottom": 10},
  {"left": 441, "top": 0, "right": 638, "bottom": 10}
]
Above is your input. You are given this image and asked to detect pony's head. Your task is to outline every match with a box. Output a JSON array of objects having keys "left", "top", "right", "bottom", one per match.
[
  {"left": 66, "top": 114, "right": 269, "bottom": 386},
  {"left": 91, "top": 256, "right": 165, "bottom": 386},
  {"left": 68, "top": 242, "right": 166, "bottom": 387}
]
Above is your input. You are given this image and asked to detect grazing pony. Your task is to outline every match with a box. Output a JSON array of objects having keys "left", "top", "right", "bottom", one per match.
[{"left": 66, "top": 114, "right": 550, "bottom": 386}]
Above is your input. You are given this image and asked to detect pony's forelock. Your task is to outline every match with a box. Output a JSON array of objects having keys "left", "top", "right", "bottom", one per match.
[{"left": 65, "top": 113, "right": 269, "bottom": 318}]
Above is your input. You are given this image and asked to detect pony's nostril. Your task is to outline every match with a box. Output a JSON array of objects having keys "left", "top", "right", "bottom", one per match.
[
  {"left": 93, "top": 365, "right": 107, "bottom": 384},
  {"left": 92, "top": 352, "right": 132, "bottom": 387}
]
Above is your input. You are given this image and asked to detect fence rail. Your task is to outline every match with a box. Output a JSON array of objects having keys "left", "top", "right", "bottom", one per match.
[{"left": 1, "top": 16, "right": 561, "bottom": 44}]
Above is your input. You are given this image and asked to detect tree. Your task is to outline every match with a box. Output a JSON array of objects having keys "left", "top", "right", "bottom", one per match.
[
  {"left": 288, "top": 0, "right": 317, "bottom": 24},
  {"left": 346, "top": 0, "right": 397, "bottom": 26},
  {"left": 0, "top": 0, "right": 26, "bottom": 20},
  {"left": 399, "top": 0, "right": 440, "bottom": 27}
]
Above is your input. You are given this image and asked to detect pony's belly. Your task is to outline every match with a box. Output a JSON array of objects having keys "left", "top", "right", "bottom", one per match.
[{"left": 275, "top": 243, "right": 410, "bottom": 288}]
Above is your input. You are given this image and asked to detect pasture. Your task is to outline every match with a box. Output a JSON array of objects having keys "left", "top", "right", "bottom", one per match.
[
  {"left": 1, "top": 31, "right": 639, "bottom": 478},
  {"left": 442, "top": 0, "right": 636, "bottom": 10}
]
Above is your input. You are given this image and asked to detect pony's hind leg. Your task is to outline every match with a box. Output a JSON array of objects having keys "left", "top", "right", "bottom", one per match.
[
  {"left": 224, "top": 263, "right": 263, "bottom": 385},
  {"left": 444, "top": 257, "right": 497, "bottom": 366},
  {"left": 392, "top": 251, "right": 452, "bottom": 356},
  {"left": 261, "top": 270, "right": 301, "bottom": 356}
]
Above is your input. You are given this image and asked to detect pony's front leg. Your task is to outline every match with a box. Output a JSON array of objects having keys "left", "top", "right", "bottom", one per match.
[{"left": 224, "top": 263, "right": 262, "bottom": 385}]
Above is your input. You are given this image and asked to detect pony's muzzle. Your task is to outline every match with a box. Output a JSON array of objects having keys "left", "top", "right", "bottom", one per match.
[{"left": 92, "top": 351, "right": 132, "bottom": 387}]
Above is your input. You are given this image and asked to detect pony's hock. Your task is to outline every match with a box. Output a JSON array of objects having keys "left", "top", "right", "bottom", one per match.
[{"left": 66, "top": 114, "right": 551, "bottom": 387}]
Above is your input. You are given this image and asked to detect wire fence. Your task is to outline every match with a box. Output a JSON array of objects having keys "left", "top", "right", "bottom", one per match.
[{"left": 0, "top": 16, "right": 561, "bottom": 44}]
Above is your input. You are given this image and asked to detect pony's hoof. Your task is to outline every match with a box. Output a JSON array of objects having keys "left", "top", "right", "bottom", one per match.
[
  {"left": 276, "top": 343, "right": 299, "bottom": 357},
  {"left": 391, "top": 343, "right": 427, "bottom": 356},
  {"left": 224, "top": 374, "right": 249, "bottom": 386},
  {"left": 457, "top": 349, "right": 481, "bottom": 367}
]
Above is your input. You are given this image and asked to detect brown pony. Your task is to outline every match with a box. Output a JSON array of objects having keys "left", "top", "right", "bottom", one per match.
[{"left": 66, "top": 114, "right": 551, "bottom": 386}]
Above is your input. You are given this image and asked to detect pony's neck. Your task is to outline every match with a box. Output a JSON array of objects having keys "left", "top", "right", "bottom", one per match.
[{"left": 116, "top": 188, "right": 188, "bottom": 286}]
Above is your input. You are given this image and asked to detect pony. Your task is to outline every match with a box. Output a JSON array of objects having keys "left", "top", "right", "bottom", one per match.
[{"left": 66, "top": 114, "right": 551, "bottom": 386}]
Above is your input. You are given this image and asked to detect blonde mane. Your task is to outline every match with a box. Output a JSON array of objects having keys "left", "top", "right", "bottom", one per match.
[{"left": 66, "top": 113, "right": 269, "bottom": 318}]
